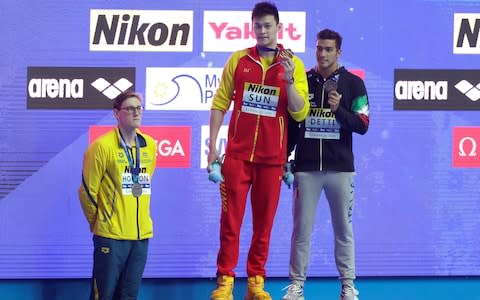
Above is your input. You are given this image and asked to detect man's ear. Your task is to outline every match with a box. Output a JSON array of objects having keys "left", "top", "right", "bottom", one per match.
[{"left": 112, "top": 109, "right": 119, "bottom": 120}]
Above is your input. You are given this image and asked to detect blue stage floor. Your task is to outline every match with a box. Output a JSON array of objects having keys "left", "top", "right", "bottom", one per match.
[{"left": 1, "top": 277, "right": 479, "bottom": 300}]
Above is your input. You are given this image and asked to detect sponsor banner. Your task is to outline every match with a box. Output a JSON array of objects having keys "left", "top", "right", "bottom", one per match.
[
  {"left": 145, "top": 67, "right": 226, "bottom": 111},
  {"left": 393, "top": 69, "right": 480, "bottom": 110},
  {"left": 203, "top": 11, "right": 305, "bottom": 52},
  {"left": 200, "top": 125, "right": 228, "bottom": 168},
  {"left": 453, "top": 13, "right": 480, "bottom": 54},
  {"left": 27, "top": 67, "right": 135, "bottom": 109},
  {"left": 90, "top": 9, "right": 193, "bottom": 52},
  {"left": 452, "top": 127, "right": 480, "bottom": 168},
  {"left": 89, "top": 125, "right": 191, "bottom": 168}
]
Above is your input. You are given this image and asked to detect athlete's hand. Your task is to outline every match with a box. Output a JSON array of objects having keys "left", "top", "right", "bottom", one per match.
[
  {"left": 207, "top": 148, "right": 219, "bottom": 172},
  {"left": 279, "top": 49, "right": 295, "bottom": 83},
  {"left": 328, "top": 90, "right": 342, "bottom": 112}
]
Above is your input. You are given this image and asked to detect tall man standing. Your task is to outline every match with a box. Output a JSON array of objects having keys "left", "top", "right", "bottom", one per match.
[
  {"left": 282, "top": 29, "right": 370, "bottom": 300},
  {"left": 207, "top": 2, "right": 310, "bottom": 299},
  {"left": 79, "top": 91, "right": 157, "bottom": 300}
]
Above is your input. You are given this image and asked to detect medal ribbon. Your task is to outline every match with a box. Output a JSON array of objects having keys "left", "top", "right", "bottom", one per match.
[
  {"left": 257, "top": 45, "right": 278, "bottom": 56},
  {"left": 119, "top": 130, "right": 141, "bottom": 184}
]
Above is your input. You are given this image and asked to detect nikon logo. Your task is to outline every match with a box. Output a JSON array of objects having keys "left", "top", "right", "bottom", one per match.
[
  {"left": 90, "top": 9, "right": 193, "bottom": 52},
  {"left": 453, "top": 13, "right": 480, "bottom": 54}
]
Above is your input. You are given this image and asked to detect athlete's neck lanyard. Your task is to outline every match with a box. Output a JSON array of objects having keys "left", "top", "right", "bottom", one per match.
[
  {"left": 119, "top": 129, "right": 141, "bottom": 183},
  {"left": 257, "top": 45, "right": 279, "bottom": 57}
]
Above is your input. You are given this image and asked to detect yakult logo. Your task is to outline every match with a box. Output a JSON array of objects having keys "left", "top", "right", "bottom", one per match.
[
  {"left": 203, "top": 11, "right": 305, "bottom": 52},
  {"left": 452, "top": 127, "right": 480, "bottom": 168},
  {"left": 89, "top": 126, "right": 191, "bottom": 168}
]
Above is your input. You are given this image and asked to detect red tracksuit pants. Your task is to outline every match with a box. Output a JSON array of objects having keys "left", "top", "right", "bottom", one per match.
[{"left": 216, "top": 155, "right": 283, "bottom": 277}]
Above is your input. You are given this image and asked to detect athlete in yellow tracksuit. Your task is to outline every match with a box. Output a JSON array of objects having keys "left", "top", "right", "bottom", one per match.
[{"left": 79, "top": 91, "right": 157, "bottom": 300}]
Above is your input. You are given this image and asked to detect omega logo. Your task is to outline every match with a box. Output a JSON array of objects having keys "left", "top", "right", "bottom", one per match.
[{"left": 458, "top": 137, "right": 477, "bottom": 157}]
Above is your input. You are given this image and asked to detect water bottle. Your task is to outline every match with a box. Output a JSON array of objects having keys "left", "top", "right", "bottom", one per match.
[
  {"left": 208, "top": 160, "right": 224, "bottom": 183},
  {"left": 283, "top": 161, "right": 294, "bottom": 189}
]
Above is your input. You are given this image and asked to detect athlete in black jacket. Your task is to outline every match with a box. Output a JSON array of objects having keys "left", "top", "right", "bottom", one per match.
[
  {"left": 288, "top": 65, "right": 369, "bottom": 172},
  {"left": 283, "top": 29, "right": 369, "bottom": 300}
]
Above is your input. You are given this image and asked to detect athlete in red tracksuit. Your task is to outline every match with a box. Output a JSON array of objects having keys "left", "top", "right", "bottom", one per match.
[{"left": 207, "top": 3, "right": 310, "bottom": 299}]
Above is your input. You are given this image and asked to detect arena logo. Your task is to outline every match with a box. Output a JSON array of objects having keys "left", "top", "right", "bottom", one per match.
[
  {"left": 453, "top": 13, "right": 480, "bottom": 54},
  {"left": 90, "top": 9, "right": 193, "bottom": 52},
  {"left": 452, "top": 127, "right": 480, "bottom": 168},
  {"left": 395, "top": 80, "right": 448, "bottom": 101},
  {"left": 90, "top": 125, "right": 191, "bottom": 168},
  {"left": 28, "top": 77, "right": 132, "bottom": 100},
  {"left": 145, "top": 67, "right": 227, "bottom": 111},
  {"left": 28, "top": 78, "right": 84, "bottom": 99},
  {"left": 27, "top": 67, "right": 135, "bottom": 109},
  {"left": 203, "top": 11, "right": 305, "bottom": 52},
  {"left": 455, "top": 80, "right": 480, "bottom": 102},
  {"left": 393, "top": 69, "right": 480, "bottom": 110},
  {"left": 91, "top": 78, "right": 133, "bottom": 100}
]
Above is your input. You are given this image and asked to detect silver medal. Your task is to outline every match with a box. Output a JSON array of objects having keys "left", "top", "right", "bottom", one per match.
[
  {"left": 324, "top": 79, "right": 338, "bottom": 93},
  {"left": 131, "top": 182, "right": 143, "bottom": 197}
]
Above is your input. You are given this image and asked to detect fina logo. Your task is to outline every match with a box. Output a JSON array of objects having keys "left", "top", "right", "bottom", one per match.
[
  {"left": 455, "top": 80, "right": 480, "bottom": 102},
  {"left": 91, "top": 78, "right": 133, "bottom": 100}
]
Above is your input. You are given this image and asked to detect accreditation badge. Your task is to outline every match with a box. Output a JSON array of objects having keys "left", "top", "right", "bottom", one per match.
[
  {"left": 304, "top": 108, "right": 340, "bottom": 139},
  {"left": 241, "top": 82, "right": 280, "bottom": 117},
  {"left": 121, "top": 172, "right": 151, "bottom": 196}
]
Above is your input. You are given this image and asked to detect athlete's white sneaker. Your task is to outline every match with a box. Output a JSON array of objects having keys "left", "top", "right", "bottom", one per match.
[
  {"left": 339, "top": 284, "right": 359, "bottom": 300},
  {"left": 281, "top": 282, "right": 304, "bottom": 300}
]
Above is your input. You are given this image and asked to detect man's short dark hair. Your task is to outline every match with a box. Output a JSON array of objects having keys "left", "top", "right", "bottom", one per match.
[
  {"left": 252, "top": 1, "right": 279, "bottom": 24},
  {"left": 112, "top": 90, "right": 142, "bottom": 110},
  {"left": 317, "top": 29, "right": 343, "bottom": 50}
]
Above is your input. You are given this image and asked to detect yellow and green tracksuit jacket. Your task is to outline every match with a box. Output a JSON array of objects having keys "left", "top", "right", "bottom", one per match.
[{"left": 79, "top": 128, "right": 157, "bottom": 240}]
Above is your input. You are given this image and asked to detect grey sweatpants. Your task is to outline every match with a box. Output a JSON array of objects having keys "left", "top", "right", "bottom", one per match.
[{"left": 289, "top": 171, "right": 356, "bottom": 285}]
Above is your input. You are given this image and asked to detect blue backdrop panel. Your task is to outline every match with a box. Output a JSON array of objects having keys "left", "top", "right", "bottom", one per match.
[{"left": 0, "top": 0, "right": 479, "bottom": 278}]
